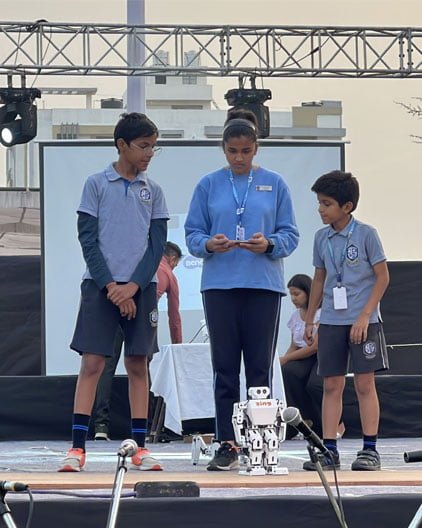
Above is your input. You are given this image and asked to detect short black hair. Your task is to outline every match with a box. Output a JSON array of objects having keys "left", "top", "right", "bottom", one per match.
[
  {"left": 287, "top": 274, "right": 312, "bottom": 308},
  {"left": 114, "top": 112, "right": 159, "bottom": 151},
  {"left": 223, "top": 108, "right": 258, "bottom": 144},
  {"left": 311, "top": 170, "right": 360, "bottom": 212},
  {"left": 164, "top": 241, "right": 183, "bottom": 259}
]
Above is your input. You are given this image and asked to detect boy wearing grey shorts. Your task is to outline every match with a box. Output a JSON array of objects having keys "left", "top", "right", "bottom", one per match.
[
  {"left": 58, "top": 113, "right": 169, "bottom": 472},
  {"left": 303, "top": 170, "right": 389, "bottom": 472}
]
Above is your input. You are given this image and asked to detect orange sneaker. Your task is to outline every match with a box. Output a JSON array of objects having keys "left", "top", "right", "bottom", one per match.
[
  {"left": 58, "top": 448, "right": 86, "bottom": 472},
  {"left": 131, "top": 447, "right": 163, "bottom": 471}
]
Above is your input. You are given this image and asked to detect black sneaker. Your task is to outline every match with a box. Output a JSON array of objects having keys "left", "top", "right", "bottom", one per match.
[
  {"left": 351, "top": 449, "right": 381, "bottom": 471},
  {"left": 303, "top": 450, "right": 340, "bottom": 471},
  {"left": 94, "top": 424, "right": 110, "bottom": 441},
  {"left": 207, "top": 442, "right": 239, "bottom": 471}
]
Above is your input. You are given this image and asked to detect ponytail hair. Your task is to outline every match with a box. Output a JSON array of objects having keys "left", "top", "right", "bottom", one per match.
[{"left": 223, "top": 108, "right": 258, "bottom": 144}]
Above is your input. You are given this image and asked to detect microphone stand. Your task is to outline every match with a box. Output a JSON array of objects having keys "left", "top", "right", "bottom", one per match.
[
  {"left": 105, "top": 454, "right": 130, "bottom": 528},
  {"left": 307, "top": 445, "right": 348, "bottom": 528},
  {"left": 0, "top": 492, "right": 18, "bottom": 528}
]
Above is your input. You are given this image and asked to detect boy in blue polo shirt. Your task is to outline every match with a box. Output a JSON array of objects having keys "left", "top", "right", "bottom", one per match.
[
  {"left": 58, "top": 112, "right": 169, "bottom": 472},
  {"left": 303, "top": 170, "right": 389, "bottom": 471}
]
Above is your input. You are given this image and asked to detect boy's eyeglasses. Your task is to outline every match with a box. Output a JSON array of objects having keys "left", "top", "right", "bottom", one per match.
[{"left": 130, "top": 143, "right": 162, "bottom": 155}]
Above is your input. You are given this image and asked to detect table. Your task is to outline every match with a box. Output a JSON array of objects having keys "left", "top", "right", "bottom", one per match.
[{"left": 149, "top": 343, "right": 285, "bottom": 435}]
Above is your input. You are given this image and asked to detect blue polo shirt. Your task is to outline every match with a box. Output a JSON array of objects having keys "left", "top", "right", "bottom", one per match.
[
  {"left": 313, "top": 216, "right": 386, "bottom": 325},
  {"left": 78, "top": 163, "right": 169, "bottom": 282}
]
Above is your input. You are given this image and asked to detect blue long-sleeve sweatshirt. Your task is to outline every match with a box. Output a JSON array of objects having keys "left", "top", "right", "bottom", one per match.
[{"left": 184, "top": 166, "right": 299, "bottom": 294}]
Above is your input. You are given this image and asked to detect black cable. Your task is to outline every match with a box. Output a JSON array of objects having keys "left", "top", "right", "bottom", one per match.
[
  {"left": 31, "top": 489, "right": 136, "bottom": 499},
  {"left": 327, "top": 453, "right": 348, "bottom": 528},
  {"left": 189, "top": 323, "right": 207, "bottom": 343},
  {"left": 11, "top": 26, "right": 22, "bottom": 69},
  {"left": 306, "top": 446, "right": 348, "bottom": 528},
  {"left": 274, "top": 34, "right": 329, "bottom": 69},
  {"left": 28, "top": 21, "right": 51, "bottom": 89}
]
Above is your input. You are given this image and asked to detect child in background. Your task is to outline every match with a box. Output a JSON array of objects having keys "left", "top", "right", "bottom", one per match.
[
  {"left": 281, "top": 274, "right": 346, "bottom": 440},
  {"left": 281, "top": 274, "right": 321, "bottom": 438}
]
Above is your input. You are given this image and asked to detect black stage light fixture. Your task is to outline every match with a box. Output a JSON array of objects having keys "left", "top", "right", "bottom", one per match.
[
  {"left": 0, "top": 87, "right": 41, "bottom": 147},
  {"left": 224, "top": 76, "right": 272, "bottom": 138}
]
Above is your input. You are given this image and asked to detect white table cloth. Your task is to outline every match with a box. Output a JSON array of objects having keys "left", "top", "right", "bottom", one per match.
[{"left": 150, "top": 343, "right": 285, "bottom": 435}]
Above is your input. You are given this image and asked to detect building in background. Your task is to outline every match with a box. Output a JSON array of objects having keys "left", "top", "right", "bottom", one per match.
[
  {"left": 2, "top": 50, "right": 345, "bottom": 189},
  {"left": 0, "top": 52, "right": 345, "bottom": 255}
]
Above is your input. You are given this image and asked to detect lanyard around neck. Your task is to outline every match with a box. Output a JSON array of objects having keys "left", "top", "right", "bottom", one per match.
[
  {"left": 229, "top": 168, "right": 253, "bottom": 226},
  {"left": 327, "top": 218, "right": 356, "bottom": 286}
]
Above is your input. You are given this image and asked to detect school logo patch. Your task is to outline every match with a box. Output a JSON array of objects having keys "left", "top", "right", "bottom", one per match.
[
  {"left": 363, "top": 340, "right": 377, "bottom": 360},
  {"left": 140, "top": 188, "right": 151, "bottom": 201},
  {"left": 149, "top": 308, "right": 158, "bottom": 327},
  {"left": 346, "top": 244, "right": 359, "bottom": 264}
]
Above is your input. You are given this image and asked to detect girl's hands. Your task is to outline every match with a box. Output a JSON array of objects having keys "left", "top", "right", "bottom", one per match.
[
  {"left": 236, "top": 232, "right": 269, "bottom": 253},
  {"left": 206, "top": 232, "right": 270, "bottom": 254},
  {"left": 206, "top": 234, "right": 234, "bottom": 253}
]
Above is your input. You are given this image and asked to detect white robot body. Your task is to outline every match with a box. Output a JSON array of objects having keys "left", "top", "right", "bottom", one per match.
[
  {"left": 246, "top": 400, "right": 279, "bottom": 425},
  {"left": 232, "top": 386, "right": 288, "bottom": 476}
]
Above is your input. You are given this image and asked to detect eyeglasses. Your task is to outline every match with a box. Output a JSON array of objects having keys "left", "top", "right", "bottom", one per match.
[{"left": 130, "top": 142, "right": 162, "bottom": 155}]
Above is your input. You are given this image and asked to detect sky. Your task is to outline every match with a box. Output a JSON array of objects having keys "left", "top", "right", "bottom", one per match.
[{"left": 1, "top": 0, "right": 422, "bottom": 259}]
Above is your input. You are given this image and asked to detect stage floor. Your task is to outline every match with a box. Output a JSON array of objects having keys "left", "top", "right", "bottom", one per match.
[{"left": 1, "top": 437, "right": 422, "bottom": 498}]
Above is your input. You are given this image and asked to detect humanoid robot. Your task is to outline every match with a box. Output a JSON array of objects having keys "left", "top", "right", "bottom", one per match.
[{"left": 232, "top": 386, "right": 288, "bottom": 475}]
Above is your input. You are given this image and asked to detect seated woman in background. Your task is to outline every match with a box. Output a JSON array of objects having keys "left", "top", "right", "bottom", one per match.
[{"left": 281, "top": 274, "right": 345, "bottom": 440}]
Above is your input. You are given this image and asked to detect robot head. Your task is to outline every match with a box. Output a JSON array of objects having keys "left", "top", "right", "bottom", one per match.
[{"left": 248, "top": 386, "right": 270, "bottom": 400}]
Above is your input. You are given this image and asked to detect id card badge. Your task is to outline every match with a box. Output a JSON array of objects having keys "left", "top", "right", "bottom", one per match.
[
  {"left": 333, "top": 286, "right": 348, "bottom": 310},
  {"left": 236, "top": 225, "right": 245, "bottom": 241}
]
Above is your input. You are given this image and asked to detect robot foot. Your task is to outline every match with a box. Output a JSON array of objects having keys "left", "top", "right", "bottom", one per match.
[
  {"left": 266, "top": 466, "right": 289, "bottom": 475},
  {"left": 239, "top": 467, "right": 266, "bottom": 476}
]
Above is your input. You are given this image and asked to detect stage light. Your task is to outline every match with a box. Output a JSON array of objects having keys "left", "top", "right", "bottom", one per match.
[
  {"left": 224, "top": 76, "right": 272, "bottom": 138},
  {"left": 1, "top": 126, "right": 13, "bottom": 145},
  {"left": 0, "top": 87, "right": 41, "bottom": 147}
]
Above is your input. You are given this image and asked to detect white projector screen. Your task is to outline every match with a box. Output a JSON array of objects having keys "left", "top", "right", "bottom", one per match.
[{"left": 40, "top": 139, "right": 344, "bottom": 375}]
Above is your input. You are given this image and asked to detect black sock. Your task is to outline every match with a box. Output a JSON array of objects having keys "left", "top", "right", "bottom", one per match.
[
  {"left": 132, "top": 418, "right": 148, "bottom": 448},
  {"left": 363, "top": 434, "right": 377, "bottom": 452},
  {"left": 323, "top": 438, "right": 338, "bottom": 454},
  {"left": 72, "top": 413, "right": 90, "bottom": 451}
]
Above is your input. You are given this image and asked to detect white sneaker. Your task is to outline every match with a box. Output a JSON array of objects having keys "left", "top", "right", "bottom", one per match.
[
  {"left": 131, "top": 447, "right": 163, "bottom": 471},
  {"left": 58, "top": 448, "right": 86, "bottom": 472}
]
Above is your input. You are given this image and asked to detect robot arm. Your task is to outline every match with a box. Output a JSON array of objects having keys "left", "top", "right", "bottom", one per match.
[
  {"left": 276, "top": 399, "right": 287, "bottom": 442},
  {"left": 232, "top": 401, "right": 249, "bottom": 447}
]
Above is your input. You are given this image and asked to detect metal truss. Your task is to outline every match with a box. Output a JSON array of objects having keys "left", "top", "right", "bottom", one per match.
[{"left": 0, "top": 21, "right": 422, "bottom": 78}]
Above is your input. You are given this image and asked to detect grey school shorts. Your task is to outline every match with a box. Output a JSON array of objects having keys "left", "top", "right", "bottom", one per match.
[
  {"left": 70, "top": 279, "right": 159, "bottom": 357},
  {"left": 317, "top": 322, "right": 389, "bottom": 377}
]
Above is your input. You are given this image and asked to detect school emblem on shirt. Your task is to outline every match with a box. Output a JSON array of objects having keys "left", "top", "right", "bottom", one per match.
[
  {"left": 363, "top": 341, "right": 377, "bottom": 360},
  {"left": 149, "top": 308, "right": 158, "bottom": 327},
  {"left": 139, "top": 188, "right": 151, "bottom": 201},
  {"left": 346, "top": 244, "right": 359, "bottom": 264}
]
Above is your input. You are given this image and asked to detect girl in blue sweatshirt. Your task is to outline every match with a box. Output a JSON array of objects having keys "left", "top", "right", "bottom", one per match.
[{"left": 185, "top": 109, "right": 299, "bottom": 471}]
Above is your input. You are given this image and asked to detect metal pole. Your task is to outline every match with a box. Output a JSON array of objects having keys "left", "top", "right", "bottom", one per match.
[
  {"left": 105, "top": 455, "right": 130, "bottom": 528},
  {"left": 0, "top": 494, "right": 18, "bottom": 528},
  {"left": 127, "top": 0, "right": 146, "bottom": 113},
  {"left": 306, "top": 446, "right": 348, "bottom": 528}
]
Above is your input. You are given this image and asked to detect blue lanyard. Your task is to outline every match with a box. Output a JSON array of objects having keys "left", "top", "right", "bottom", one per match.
[
  {"left": 327, "top": 219, "right": 355, "bottom": 286},
  {"left": 229, "top": 169, "right": 253, "bottom": 227}
]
